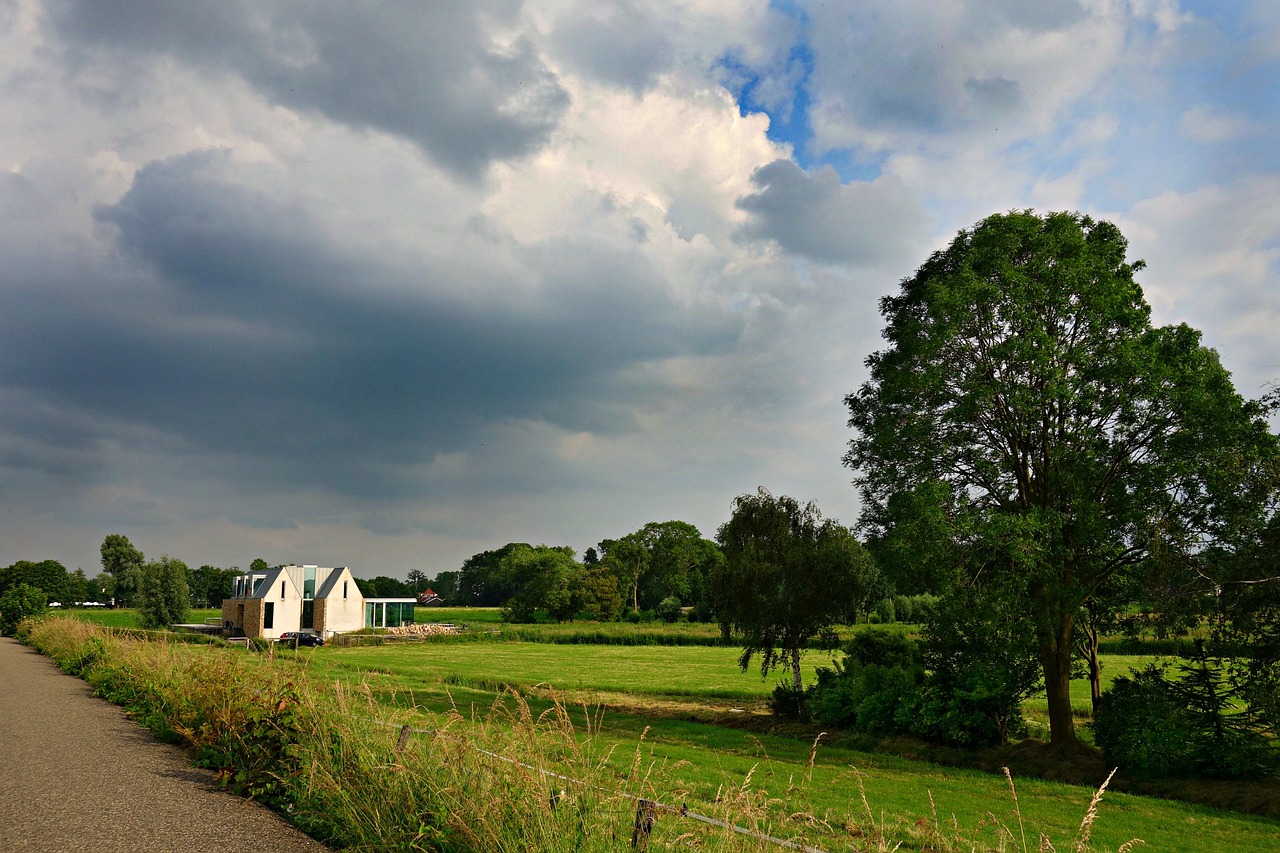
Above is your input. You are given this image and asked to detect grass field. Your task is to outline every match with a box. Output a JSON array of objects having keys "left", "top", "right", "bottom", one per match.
[
  {"left": 283, "top": 641, "right": 1279, "bottom": 852},
  {"left": 34, "top": 612, "right": 1280, "bottom": 850}
]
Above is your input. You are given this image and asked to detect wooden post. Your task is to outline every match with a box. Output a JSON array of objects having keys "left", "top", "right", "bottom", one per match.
[
  {"left": 392, "top": 724, "right": 412, "bottom": 767},
  {"left": 631, "top": 799, "right": 657, "bottom": 849}
]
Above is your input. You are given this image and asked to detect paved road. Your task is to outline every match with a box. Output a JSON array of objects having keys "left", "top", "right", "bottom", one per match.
[{"left": 0, "top": 637, "right": 331, "bottom": 852}]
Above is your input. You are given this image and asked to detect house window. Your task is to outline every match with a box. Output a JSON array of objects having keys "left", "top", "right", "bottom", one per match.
[
  {"left": 264, "top": 602, "right": 274, "bottom": 630},
  {"left": 281, "top": 581, "right": 286, "bottom": 599},
  {"left": 302, "top": 600, "right": 315, "bottom": 630},
  {"left": 343, "top": 581, "right": 348, "bottom": 599}
]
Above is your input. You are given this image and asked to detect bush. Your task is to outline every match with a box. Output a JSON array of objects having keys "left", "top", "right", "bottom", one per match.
[
  {"left": 807, "top": 630, "right": 926, "bottom": 734},
  {"left": 0, "top": 582, "right": 47, "bottom": 636},
  {"left": 656, "top": 596, "right": 682, "bottom": 623},
  {"left": 768, "top": 681, "right": 807, "bottom": 719},
  {"left": 1094, "top": 662, "right": 1276, "bottom": 780}
]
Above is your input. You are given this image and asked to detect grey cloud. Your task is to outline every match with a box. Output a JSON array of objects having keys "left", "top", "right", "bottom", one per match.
[
  {"left": 546, "top": 2, "right": 673, "bottom": 93},
  {"left": 49, "top": 0, "right": 568, "bottom": 179},
  {"left": 801, "top": 1, "right": 1082, "bottom": 141},
  {"left": 734, "top": 160, "right": 927, "bottom": 266},
  {"left": 0, "top": 151, "right": 739, "bottom": 503}
]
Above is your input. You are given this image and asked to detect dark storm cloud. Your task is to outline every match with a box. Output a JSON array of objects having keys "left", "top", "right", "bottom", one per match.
[
  {"left": 0, "top": 151, "right": 740, "bottom": 500},
  {"left": 734, "top": 160, "right": 926, "bottom": 266},
  {"left": 49, "top": 0, "right": 568, "bottom": 179},
  {"left": 545, "top": 3, "right": 674, "bottom": 93}
]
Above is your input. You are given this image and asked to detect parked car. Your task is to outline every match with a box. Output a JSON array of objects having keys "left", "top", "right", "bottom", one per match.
[{"left": 277, "top": 631, "right": 324, "bottom": 647}]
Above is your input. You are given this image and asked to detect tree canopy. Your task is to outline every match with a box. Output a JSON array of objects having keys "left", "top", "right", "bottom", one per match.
[
  {"left": 136, "top": 555, "right": 190, "bottom": 629},
  {"left": 714, "top": 488, "right": 881, "bottom": 704},
  {"left": 100, "top": 534, "right": 144, "bottom": 606},
  {"left": 844, "top": 210, "right": 1278, "bottom": 747}
]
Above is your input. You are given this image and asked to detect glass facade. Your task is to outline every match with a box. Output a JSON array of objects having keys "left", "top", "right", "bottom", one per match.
[
  {"left": 363, "top": 600, "right": 415, "bottom": 628},
  {"left": 303, "top": 566, "right": 316, "bottom": 599}
]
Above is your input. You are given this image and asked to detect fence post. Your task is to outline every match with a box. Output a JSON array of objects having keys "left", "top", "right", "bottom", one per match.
[
  {"left": 392, "top": 724, "right": 412, "bottom": 767},
  {"left": 631, "top": 798, "right": 657, "bottom": 849}
]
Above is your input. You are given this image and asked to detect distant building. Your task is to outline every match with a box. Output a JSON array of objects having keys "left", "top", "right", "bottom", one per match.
[
  {"left": 221, "top": 565, "right": 415, "bottom": 640},
  {"left": 417, "top": 588, "right": 445, "bottom": 607}
]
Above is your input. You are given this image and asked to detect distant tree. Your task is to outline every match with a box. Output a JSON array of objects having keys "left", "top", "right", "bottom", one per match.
[
  {"left": 0, "top": 583, "right": 47, "bottom": 636},
  {"left": 190, "top": 565, "right": 236, "bottom": 608},
  {"left": 66, "top": 568, "right": 92, "bottom": 604},
  {"left": 457, "top": 544, "right": 529, "bottom": 606},
  {"left": 600, "top": 521, "right": 723, "bottom": 613},
  {"left": 715, "top": 488, "right": 882, "bottom": 706},
  {"left": 598, "top": 535, "right": 648, "bottom": 614},
  {"left": 583, "top": 547, "right": 600, "bottom": 566},
  {"left": 498, "top": 545, "right": 581, "bottom": 623},
  {"left": 136, "top": 555, "right": 190, "bottom": 629},
  {"left": 656, "top": 596, "right": 683, "bottom": 623},
  {"left": 91, "top": 572, "right": 115, "bottom": 604},
  {"left": 406, "top": 569, "right": 428, "bottom": 594},
  {"left": 845, "top": 210, "right": 1278, "bottom": 747},
  {"left": 0, "top": 560, "right": 70, "bottom": 604},
  {"left": 573, "top": 565, "right": 623, "bottom": 622},
  {"left": 359, "top": 576, "right": 413, "bottom": 598},
  {"left": 100, "top": 534, "right": 144, "bottom": 606},
  {"left": 249, "top": 558, "right": 270, "bottom": 572},
  {"left": 430, "top": 570, "right": 459, "bottom": 604}
]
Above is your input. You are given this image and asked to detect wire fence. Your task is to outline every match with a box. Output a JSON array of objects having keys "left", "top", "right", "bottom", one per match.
[{"left": 379, "top": 721, "right": 829, "bottom": 852}]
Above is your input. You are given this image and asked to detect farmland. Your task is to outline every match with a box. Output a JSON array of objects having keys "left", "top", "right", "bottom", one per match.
[{"left": 52, "top": 607, "right": 1280, "bottom": 850}]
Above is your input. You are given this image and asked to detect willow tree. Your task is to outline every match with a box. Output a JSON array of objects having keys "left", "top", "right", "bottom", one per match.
[
  {"left": 714, "top": 488, "right": 881, "bottom": 704},
  {"left": 845, "top": 210, "right": 1276, "bottom": 748}
]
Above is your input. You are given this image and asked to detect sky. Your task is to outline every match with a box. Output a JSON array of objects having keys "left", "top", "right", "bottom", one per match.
[{"left": 2, "top": 0, "right": 1278, "bottom": 580}]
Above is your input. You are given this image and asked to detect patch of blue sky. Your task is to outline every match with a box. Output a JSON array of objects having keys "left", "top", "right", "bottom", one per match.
[{"left": 715, "top": 0, "right": 883, "bottom": 185}]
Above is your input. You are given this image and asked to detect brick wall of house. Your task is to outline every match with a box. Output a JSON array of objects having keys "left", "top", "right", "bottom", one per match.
[{"left": 314, "top": 598, "right": 328, "bottom": 635}]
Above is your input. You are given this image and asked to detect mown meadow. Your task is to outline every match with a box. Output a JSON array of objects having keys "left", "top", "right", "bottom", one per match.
[{"left": 46, "top": 608, "right": 1280, "bottom": 851}]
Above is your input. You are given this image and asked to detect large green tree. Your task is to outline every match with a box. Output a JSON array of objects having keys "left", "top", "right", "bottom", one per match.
[
  {"left": 100, "top": 534, "right": 144, "bottom": 607},
  {"left": 844, "top": 211, "right": 1277, "bottom": 747},
  {"left": 136, "top": 555, "right": 191, "bottom": 629},
  {"left": 714, "top": 488, "right": 881, "bottom": 701}
]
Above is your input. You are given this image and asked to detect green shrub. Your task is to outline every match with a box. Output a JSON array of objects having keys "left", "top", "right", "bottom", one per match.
[
  {"left": 1094, "top": 662, "right": 1276, "bottom": 780},
  {"left": 0, "top": 582, "right": 47, "bottom": 636},
  {"left": 808, "top": 630, "right": 926, "bottom": 734},
  {"left": 656, "top": 596, "right": 682, "bottom": 623}
]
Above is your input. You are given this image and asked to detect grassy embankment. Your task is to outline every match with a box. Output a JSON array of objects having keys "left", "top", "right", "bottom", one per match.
[{"left": 47, "top": 610, "right": 1280, "bottom": 850}]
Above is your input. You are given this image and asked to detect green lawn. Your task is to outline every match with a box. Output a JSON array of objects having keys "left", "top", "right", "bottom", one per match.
[
  {"left": 319, "top": 639, "right": 838, "bottom": 700},
  {"left": 61, "top": 607, "right": 220, "bottom": 628}
]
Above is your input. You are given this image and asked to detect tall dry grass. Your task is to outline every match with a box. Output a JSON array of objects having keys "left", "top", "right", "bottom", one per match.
[{"left": 20, "top": 616, "right": 1141, "bottom": 852}]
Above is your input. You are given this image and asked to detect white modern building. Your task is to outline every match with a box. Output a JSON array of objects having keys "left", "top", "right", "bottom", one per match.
[{"left": 221, "top": 565, "right": 415, "bottom": 640}]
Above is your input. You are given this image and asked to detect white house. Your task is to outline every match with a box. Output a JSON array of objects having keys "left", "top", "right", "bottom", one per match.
[{"left": 221, "top": 564, "right": 410, "bottom": 640}]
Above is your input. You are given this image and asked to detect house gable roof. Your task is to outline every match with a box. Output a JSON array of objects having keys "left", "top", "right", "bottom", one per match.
[
  {"left": 247, "top": 567, "right": 291, "bottom": 599},
  {"left": 315, "top": 566, "right": 354, "bottom": 600}
]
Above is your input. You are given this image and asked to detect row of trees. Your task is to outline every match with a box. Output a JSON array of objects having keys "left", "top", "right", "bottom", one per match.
[
  {"left": 452, "top": 521, "right": 727, "bottom": 618},
  {"left": 0, "top": 536, "right": 280, "bottom": 631}
]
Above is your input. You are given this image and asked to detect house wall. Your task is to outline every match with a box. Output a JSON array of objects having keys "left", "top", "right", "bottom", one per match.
[
  {"left": 261, "top": 574, "right": 302, "bottom": 640},
  {"left": 321, "top": 568, "right": 365, "bottom": 634},
  {"left": 238, "top": 599, "right": 265, "bottom": 640}
]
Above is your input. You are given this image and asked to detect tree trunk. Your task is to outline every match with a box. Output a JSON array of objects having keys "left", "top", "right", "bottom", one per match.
[
  {"left": 1087, "top": 624, "right": 1102, "bottom": 718},
  {"left": 790, "top": 646, "right": 806, "bottom": 718},
  {"left": 1040, "top": 608, "right": 1078, "bottom": 748},
  {"left": 1084, "top": 601, "right": 1102, "bottom": 717}
]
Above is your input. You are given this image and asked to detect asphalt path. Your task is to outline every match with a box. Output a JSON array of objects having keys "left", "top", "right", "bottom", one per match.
[{"left": 0, "top": 637, "right": 331, "bottom": 852}]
